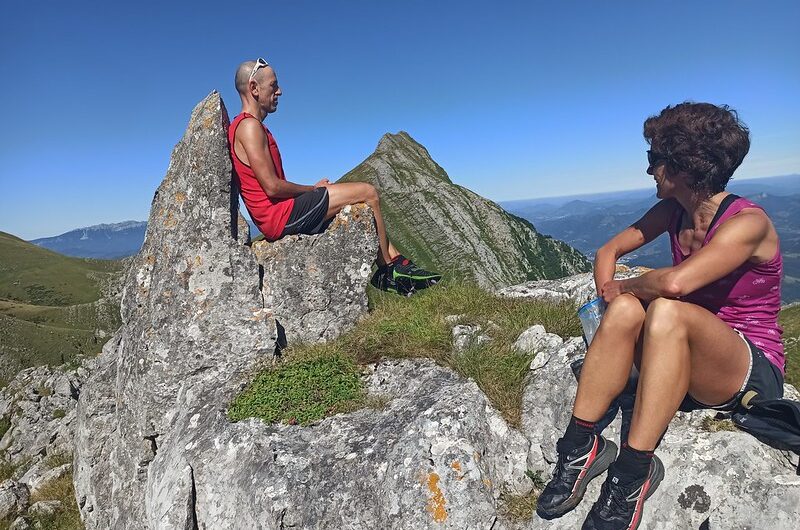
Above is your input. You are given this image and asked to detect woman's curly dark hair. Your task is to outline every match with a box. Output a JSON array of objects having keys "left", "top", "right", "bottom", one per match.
[{"left": 643, "top": 102, "right": 750, "bottom": 195}]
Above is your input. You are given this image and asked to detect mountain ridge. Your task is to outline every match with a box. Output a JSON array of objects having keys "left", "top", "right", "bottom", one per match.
[{"left": 339, "top": 131, "right": 590, "bottom": 288}]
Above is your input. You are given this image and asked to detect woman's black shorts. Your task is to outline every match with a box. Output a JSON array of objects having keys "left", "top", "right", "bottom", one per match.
[
  {"left": 679, "top": 331, "right": 784, "bottom": 412},
  {"left": 280, "top": 187, "right": 332, "bottom": 238}
]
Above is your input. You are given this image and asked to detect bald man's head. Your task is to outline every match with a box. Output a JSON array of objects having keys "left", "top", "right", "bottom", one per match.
[{"left": 235, "top": 59, "right": 273, "bottom": 95}]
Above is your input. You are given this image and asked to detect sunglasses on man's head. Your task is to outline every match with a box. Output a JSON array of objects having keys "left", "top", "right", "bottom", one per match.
[{"left": 249, "top": 57, "right": 269, "bottom": 81}]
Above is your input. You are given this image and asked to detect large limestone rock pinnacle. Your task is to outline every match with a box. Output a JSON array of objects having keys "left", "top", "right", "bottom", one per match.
[{"left": 73, "top": 92, "right": 381, "bottom": 528}]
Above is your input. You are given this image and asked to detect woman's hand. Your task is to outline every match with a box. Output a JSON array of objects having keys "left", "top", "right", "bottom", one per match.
[
  {"left": 314, "top": 178, "right": 331, "bottom": 188},
  {"left": 600, "top": 279, "right": 626, "bottom": 303}
]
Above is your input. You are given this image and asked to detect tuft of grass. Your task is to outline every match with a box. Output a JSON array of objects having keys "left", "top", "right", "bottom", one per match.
[
  {"left": 779, "top": 305, "right": 800, "bottom": 388},
  {"left": 230, "top": 283, "right": 580, "bottom": 428},
  {"left": 701, "top": 415, "right": 737, "bottom": 433},
  {"left": 0, "top": 459, "right": 15, "bottom": 482},
  {"left": 0, "top": 415, "right": 10, "bottom": 439},
  {"left": 52, "top": 409, "right": 66, "bottom": 420},
  {"left": 228, "top": 355, "right": 365, "bottom": 426},
  {"left": 28, "top": 471, "right": 83, "bottom": 530},
  {"left": 44, "top": 452, "right": 72, "bottom": 470},
  {"left": 498, "top": 470, "right": 547, "bottom": 521}
]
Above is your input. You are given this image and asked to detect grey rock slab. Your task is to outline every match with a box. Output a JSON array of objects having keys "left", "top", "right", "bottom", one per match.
[
  {"left": 25, "top": 463, "right": 71, "bottom": 498},
  {"left": 519, "top": 336, "right": 800, "bottom": 529},
  {"left": 512, "top": 324, "right": 564, "bottom": 355},
  {"left": 452, "top": 325, "right": 492, "bottom": 353},
  {"left": 8, "top": 516, "right": 30, "bottom": 530},
  {"left": 28, "top": 500, "right": 61, "bottom": 516},
  {"left": 498, "top": 267, "right": 649, "bottom": 306},
  {"left": 144, "top": 359, "right": 530, "bottom": 530},
  {"left": 252, "top": 203, "right": 378, "bottom": 345},
  {"left": 0, "top": 480, "right": 29, "bottom": 520}
]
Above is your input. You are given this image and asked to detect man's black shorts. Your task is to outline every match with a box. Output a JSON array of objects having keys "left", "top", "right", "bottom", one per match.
[
  {"left": 679, "top": 330, "right": 784, "bottom": 413},
  {"left": 280, "top": 187, "right": 332, "bottom": 238}
]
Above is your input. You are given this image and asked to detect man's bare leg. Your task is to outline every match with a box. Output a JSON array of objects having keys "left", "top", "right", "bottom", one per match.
[
  {"left": 626, "top": 298, "right": 751, "bottom": 450},
  {"left": 324, "top": 182, "right": 397, "bottom": 265},
  {"left": 573, "top": 294, "right": 646, "bottom": 421}
]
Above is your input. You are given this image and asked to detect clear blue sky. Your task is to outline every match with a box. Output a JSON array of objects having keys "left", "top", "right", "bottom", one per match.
[{"left": 1, "top": 0, "right": 798, "bottom": 239}]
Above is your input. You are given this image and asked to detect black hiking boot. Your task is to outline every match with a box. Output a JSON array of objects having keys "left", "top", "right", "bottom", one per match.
[
  {"left": 581, "top": 455, "right": 664, "bottom": 530},
  {"left": 390, "top": 255, "right": 441, "bottom": 295},
  {"left": 536, "top": 434, "right": 618, "bottom": 521}
]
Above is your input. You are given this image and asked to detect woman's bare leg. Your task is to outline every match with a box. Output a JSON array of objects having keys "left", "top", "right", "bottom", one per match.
[
  {"left": 573, "top": 294, "right": 646, "bottom": 421},
  {"left": 324, "top": 182, "right": 398, "bottom": 265},
  {"left": 626, "top": 298, "right": 751, "bottom": 451}
]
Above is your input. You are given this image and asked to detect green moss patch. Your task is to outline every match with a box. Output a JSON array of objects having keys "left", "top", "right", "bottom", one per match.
[{"left": 228, "top": 355, "right": 364, "bottom": 425}]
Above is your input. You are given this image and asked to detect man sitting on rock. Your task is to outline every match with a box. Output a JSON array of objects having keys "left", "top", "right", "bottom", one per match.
[{"left": 229, "top": 58, "right": 440, "bottom": 295}]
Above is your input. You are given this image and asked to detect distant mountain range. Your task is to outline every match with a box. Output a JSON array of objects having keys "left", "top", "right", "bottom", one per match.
[
  {"left": 502, "top": 174, "right": 800, "bottom": 303},
  {"left": 31, "top": 220, "right": 147, "bottom": 259}
]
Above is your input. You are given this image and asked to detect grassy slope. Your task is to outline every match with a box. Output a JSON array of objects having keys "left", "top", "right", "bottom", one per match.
[
  {"left": 0, "top": 232, "right": 122, "bottom": 381},
  {"left": 779, "top": 305, "right": 800, "bottom": 388},
  {"left": 0, "top": 232, "right": 119, "bottom": 305}
]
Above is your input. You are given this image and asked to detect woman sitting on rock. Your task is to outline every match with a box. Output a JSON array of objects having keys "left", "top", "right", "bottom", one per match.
[{"left": 536, "top": 102, "right": 784, "bottom": 529}]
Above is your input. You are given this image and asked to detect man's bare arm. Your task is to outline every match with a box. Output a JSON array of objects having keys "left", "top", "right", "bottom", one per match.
[{"left": 235, "top": 119, "right": 314, "bottom": 198}]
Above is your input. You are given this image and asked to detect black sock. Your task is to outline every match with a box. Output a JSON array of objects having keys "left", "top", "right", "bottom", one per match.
[
  {"left": 560, "top": 415, "right": 596, "bottom": 453},
  {"left": 613, "top": 443, "right": 653, "bottom": 484}
]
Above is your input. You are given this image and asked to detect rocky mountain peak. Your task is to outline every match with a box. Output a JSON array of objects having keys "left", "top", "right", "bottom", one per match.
[{"left": 340, "top": 132, "right": 591, "bottom": 288}]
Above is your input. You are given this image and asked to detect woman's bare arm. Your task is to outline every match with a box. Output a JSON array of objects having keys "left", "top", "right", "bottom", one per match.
[{"left": 594, "top": 199, "right": 678, "bottom": 296}]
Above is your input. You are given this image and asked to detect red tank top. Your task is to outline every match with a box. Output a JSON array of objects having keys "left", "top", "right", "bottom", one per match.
[
  {"left": 228, "top": 112, "right": 294, "bottom": 241},
  {"left": 669, "top": 197, "right": 784, "bottom": 372}
]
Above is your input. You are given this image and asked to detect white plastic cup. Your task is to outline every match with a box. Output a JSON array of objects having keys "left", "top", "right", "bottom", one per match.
[{"left": 578, "top": 297, "right": 607, "bottom": 347}]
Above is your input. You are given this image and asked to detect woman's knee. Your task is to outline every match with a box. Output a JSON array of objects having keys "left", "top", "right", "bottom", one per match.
[
  {"left": 644, "top": 297, "right": 686, "bottom": 337},
  {"left": 604, "top": 294, "right": 646, "bottom": 329}
]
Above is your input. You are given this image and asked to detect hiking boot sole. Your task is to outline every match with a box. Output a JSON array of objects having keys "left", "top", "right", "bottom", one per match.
[{"left": 537, "top": 438, "right": 618, "bottom": 521}]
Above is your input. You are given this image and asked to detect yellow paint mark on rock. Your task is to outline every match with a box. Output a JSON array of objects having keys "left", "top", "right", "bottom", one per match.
[{"left": 426, "top": 472, "right": 447, "bottom": 523}]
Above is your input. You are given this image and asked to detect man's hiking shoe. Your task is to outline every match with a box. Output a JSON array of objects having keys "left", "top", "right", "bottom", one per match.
[
  {"left": 536, "top": 434, "right": 617, "bottom": 521},
  {"left": 581, "top": 455, "right": 664, "bottom": 530},
  {"left": 390, "top": 255, "right": 441, "bottom": 294}
]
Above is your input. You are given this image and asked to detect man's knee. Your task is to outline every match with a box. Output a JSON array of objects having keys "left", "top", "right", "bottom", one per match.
[
  {"left": 644, "top": 297, "right": 685, "bottom": 337},
  {"left": 362, "top": 183, "right": 378, "bottom": 202}
]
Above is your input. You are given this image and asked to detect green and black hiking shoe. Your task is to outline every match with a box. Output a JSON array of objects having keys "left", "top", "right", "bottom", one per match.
[
  {"left": 370, "top": 256, "right": 441, "bottom": 296},
  {"left": 370, "top": 266, "right": 399, "bottom": 295},
  {"left": 390, "top": 255, "right": 441, "bottom": 295}
]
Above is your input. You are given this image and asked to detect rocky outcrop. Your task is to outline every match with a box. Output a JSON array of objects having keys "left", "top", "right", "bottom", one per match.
[
  {"left": 73, "top": 92, "right": 380, "bottom": 528},
  {"left": 497, "top": 265, "right": 652, "bottom": 305},
  {"left": 144, "top": 359, "right": 530, "bottom": 529},
  {"left": 252, "top": 204, "right": 378, "bottom": 345},
  {"left": 0, "top": 362, "right": 87, "bottom": 527},
  {"left": 339, "top": 132, "right": 591, "bottom": 289}
]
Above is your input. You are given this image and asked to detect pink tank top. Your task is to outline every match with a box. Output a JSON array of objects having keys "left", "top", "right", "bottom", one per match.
[{"left": 669, "top": 196, "right": 784, "bottom": 372}]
